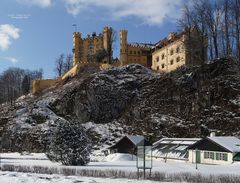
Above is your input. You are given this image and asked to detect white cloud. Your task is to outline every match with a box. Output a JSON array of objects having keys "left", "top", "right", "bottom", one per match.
[
  {"left": 4, "top": 57, "right": 19, "bottom": 64},
  {"left": 63, "top": 0, "right": 184, "bottom": 25},
  {"left": 16, "top": 0, "right": 52, "bottom": 8},
  {"left": 0, "top": 24, "right": 20, "bottom": 51}
]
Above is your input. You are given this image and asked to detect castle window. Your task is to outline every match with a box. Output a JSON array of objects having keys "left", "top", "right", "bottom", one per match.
[
  {"left": 170, "top": 60, "right": 174, "bottom": 65},
  {"left": 162, "top": 64, "right": 165, "bottom": 69},
  {"left": 157, "top": 66, "right": 159, "bottom": 70},
  {"left": 134, "top": 51, "right": 136, "bottom": 55},
  {"left": 120, "top": 49, "right": 122, "bottom": 53},
  {"left": 176, "top": 46, "right": 180, "bottom": 53},
  {"left": 138, "top": 51, "right": 141, "bottom": 55},
  {"left": 170, "top": 49, "right": 174, "bottom": 55},
  {"left": 130, "top": 50, "right": 132, "bottom": 54},
  {"left": 156, "top": 56, "right": 159, "bottom": 62},
  {"left": 176, "top": 57, "right": 180, "bottom": 62},
  {"left": 162, "top": 54, "right": 165, "bottom": 60}
]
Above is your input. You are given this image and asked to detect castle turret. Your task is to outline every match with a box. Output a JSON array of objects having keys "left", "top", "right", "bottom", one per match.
[
  {"left": 73, "top": 32, "right": 81, "bottom": 66},
  {"left": 120, "top": 30, "right": 128, "bottom": 66},
  {"left": 103, "top": 26, "right": 112, "bottom": 63}
]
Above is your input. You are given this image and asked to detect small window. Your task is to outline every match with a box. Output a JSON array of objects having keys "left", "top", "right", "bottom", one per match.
[
  {"left": 176, "top": 46, "right": 180, "bottom": 53},
  {"left": 170, "top": 60, "right": 174, "bottom": 65},
  {"left": 134, "top": 51, "right": 136, "bottom": 55},
  {"left": 138, "top": 51, "right": 141, "bottom": 55},
  {"left": 170, "top": 49, "right": 174, "bottom": 55},
  {"left": 210, "top": 152, "right": 214, "bottom": 159},
  {"left": 162, "top": 64, "right": 165, "bottom": 69},
  {"left": 120, "top": 49, "right": 122, "bottom": 53},
  {"left": 156, "top": 56, "right": 159, "bottom": 62},
  {"left": 162, "top": 54, "right": 165, "bottom": 60},
  {"left": 176, "top": 57, "right": 180, "bottom": 62},
  {"left": 157, "top": 66, "right": 159, "bottom": 70},
  {"left": 130, "top": 50, "right": 132, "bottom": 54}
]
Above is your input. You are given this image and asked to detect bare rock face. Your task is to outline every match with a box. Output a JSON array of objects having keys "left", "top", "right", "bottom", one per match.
[{"left": 0, "top": 59, "right": 240, "bottom": 152}]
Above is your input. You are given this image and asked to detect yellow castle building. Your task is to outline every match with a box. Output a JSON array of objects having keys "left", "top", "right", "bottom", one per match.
[
  {"left": 32, "top": 26, "right": 207, "bottom": 94},
  {"left": 120, "top": 30, "right": 153, "bottom": 68},
  {"left": 73, "top": 26, "right": 113, "bottom": 66},
  {"left": 120, "top": 28, "right": 207, "bottom": 73},
  {"left": 151, "top": 29, "right": 207, "bottom": 73}
]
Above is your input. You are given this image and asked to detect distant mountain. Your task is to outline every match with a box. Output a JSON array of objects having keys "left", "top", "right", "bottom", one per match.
[{"left": 0, "top": 58, "right": 240, "bottom": 153}]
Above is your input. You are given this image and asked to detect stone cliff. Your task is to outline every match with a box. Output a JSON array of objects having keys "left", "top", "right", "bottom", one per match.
[{"left": 0, "top": 58, "right": 239, "bottom": 152}]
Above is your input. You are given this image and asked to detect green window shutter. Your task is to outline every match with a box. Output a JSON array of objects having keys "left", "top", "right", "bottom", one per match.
[
  {"left": 211, "top": 152, "right": 214, "bottom": 160},
  {"left": 224, "top": 154, "right": 228, "bottom": 161},
  {"left": 216, "top": 153, "right": 220, "bottom": 160}
]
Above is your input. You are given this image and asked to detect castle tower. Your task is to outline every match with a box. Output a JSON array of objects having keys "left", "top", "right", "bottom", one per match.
[
  {"left": 120, "top": 30, "right": 128, "bottom": 66},
  {"left": 103, "top": 26, "right": 112, "bottom": 63},
  {"left": 73, "top": 32, "right": 81, "bottom": 66}
]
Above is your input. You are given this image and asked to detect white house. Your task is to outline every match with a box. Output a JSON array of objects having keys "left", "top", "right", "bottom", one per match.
[{"left": 188, "top": 136, "right": 240, "bottom": 165}]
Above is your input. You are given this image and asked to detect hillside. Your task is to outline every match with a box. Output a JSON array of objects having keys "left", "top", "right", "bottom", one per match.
[{"left": 0, "top": 58, "right": 240, "bottom": 153}]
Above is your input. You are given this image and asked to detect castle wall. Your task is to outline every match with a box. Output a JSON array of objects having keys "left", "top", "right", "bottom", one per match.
[
  {"left": 152, "top": 37, "right": 186, "bottom": 73},
  {"left": 124, "top": 45, "right": 152, "bottom": 67},
  {"left": 32, "top": 78, "right": 61, "bottom": 94}
]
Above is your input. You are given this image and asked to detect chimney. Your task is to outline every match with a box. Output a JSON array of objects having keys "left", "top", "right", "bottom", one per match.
[{"left": 210, "top": 132, "right": 216, "bottom": 137}]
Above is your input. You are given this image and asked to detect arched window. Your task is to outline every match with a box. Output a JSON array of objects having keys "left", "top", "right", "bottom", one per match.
[
  {"left": 162, "top": 54, "right": 165, "bottom": 60},
  {"left": 176, "top": 57, "right": 180, "bottom": 62},
  {"left": 176, "top": 47, "right": 180, "bottom": 53}
]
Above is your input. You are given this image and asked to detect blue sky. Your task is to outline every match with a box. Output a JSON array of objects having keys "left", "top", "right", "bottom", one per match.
[{"left": 0, "top": 0, "right": 185, "bottom": 78}]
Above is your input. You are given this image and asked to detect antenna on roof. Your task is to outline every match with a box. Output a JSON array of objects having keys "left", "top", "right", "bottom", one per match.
[{"left": 72, "top": 24, "right": 77, "bottom": 32}]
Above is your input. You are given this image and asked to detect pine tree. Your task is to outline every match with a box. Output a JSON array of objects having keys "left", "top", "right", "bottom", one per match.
[{"left": 46, "top": 121, "right": 92, "bottom": 166}]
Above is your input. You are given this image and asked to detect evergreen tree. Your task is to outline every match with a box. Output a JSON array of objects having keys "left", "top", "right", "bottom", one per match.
[{"left": 46, "top": 121, "right": 92, "bottom": 166}]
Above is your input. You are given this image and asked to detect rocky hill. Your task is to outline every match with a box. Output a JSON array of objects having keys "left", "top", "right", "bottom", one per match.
[{"left": 0, "top": 58, "right": 240, "bottom": 153}]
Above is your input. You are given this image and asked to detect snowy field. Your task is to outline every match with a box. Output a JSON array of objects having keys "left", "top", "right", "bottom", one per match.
[
  {"left": 1, "top": 153, "right": 240, "bottom": 183},
  {"left": 1, "top": 153, "right": 240, "bottom": 175},
  {"left": 0, "top": 171, "right": 159, "bottom": 183}
]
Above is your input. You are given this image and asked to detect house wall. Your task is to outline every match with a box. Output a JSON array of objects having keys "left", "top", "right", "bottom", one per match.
[
  {"left": 152, "top": 38, "right": 186, "bottom": 72},
  {"left": 188, "top": 150, "right": 233, "bottom": 165}
]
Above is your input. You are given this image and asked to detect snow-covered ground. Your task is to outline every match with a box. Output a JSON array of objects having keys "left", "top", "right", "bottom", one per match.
[
  {"left": 1, "top": 153, "right": 240, "bottom": 176},
  {"left": 0, "top": 171, "right": 160, "bottom": 183}
]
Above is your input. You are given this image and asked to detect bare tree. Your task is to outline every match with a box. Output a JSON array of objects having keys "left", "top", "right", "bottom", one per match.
[
  {"left": 63, "top": 54, "right": 73, "bottom": 74},
  {"left": 55, "top": 54, "right": 65, "bottom": 77}
]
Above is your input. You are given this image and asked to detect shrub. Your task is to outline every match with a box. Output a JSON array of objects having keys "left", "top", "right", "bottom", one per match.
[{"left": 46, "top": 121, "right": 92, "bottom": 166}]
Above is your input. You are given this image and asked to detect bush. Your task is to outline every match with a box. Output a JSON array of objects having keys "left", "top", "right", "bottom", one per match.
[{"left": 46, "top": 121, "right": 92, "bottom": 166}]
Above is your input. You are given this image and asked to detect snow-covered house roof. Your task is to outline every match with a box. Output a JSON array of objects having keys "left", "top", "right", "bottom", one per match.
[
  {"left": 208, "top": 136, "right": 240, "bottom": 153},
  {"left": 153, "top": 138, "right": 201, "bottom": 160},
  {"left": 108, "top": 135, "right": 151, "bottom": 154},
  {"left": 126, "top": 135, "right": 145, "bottom": 145},
  {"left": 188, "top": 136, "right": 240, "bottom": 153}
]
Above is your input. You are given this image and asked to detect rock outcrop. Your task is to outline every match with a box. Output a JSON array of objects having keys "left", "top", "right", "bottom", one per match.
[{"left": 0, "top": 58, "right": 240, "bottom": 152}]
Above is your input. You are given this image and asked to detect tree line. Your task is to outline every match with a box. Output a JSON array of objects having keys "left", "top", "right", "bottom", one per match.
[
  {"left": 0, "top": 68, "right": 43, "bottom": 105},
  {"left": 179, "top": 0, "right": 240, "bottom": 61}
]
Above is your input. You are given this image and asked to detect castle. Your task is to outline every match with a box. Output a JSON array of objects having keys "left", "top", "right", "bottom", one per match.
[
  {"left": 32, "top": 26, "right": 207, "bottom": 94},
  {"left": 73, "top": 27, "right": 112, "bottom": 66}
]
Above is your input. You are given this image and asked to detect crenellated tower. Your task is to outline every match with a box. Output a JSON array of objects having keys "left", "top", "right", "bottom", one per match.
[
  {"left": 73, "top": 32, "right": 81, "bottom": 66},
  {"left": 120, "top": 30, "right": 128, "bottom": 66}
]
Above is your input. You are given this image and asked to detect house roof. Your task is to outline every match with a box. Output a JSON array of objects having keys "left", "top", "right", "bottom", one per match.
[
  {"left": 152, "top": 138, "right": 201, "bottom": 160},
  {"left": 108, "top": 135, "right": 146, "bottom": 149},
  {"left": 208, "top": 136, "right": 240, "bottom": 153},
  {"left": 153, "top": 138, "right": 201, "bottom": 146},
  {"left": 126, "top": 135, "right": 145, "bottom": 145}
]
